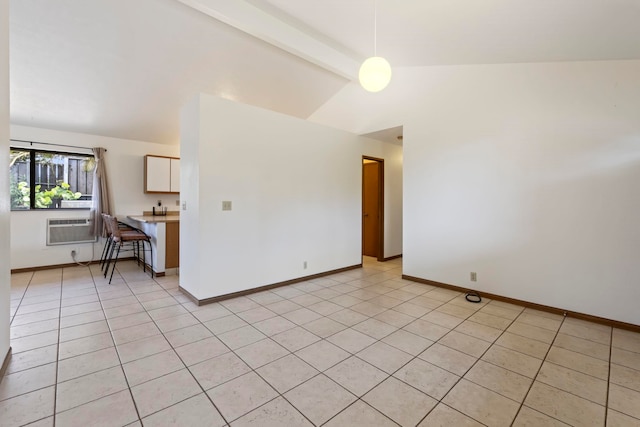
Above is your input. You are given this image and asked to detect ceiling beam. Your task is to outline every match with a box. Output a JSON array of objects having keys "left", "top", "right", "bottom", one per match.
[{"left": 176, "top": 0, "right": 359, "bottom": 81}]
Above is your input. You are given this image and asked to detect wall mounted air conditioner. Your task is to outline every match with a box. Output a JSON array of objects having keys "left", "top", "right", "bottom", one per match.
[{"left": 46, "top": 218, "right": 97, "bottom": 246}]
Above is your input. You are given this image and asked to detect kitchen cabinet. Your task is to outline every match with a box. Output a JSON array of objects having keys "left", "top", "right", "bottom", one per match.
[
  {"left": 123, "top": 214, "right": 180, "bottom": 276},
  {"left": 170, "top": 158, "right": 180, "bottom": 193},
  {"left": 165, "top": 221, "right": 180, "bottom": 269},
  {"left": 144, "top": 155, "right": 180, "bottom": 193}
]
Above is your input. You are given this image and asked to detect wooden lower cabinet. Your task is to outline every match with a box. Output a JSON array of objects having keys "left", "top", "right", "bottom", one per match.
[{"left": 165, "top": 222, "right": 180, "bottom": 269}]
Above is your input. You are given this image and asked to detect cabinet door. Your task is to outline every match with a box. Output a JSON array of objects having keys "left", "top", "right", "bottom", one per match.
[
  {"left": 165, "top": 222, "right": 180, "bottom": 268},
  {"left": 145, "top": 156, "right": 171, "bottom": 193},
  {"left": 170, "top": 158, "right": 180, "bottom": 193}
]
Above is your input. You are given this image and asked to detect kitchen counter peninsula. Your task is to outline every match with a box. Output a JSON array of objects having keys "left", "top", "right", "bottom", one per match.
[
  {"left": 120, "top": 212, "right": 180, "bottom": 276},
  {"left": 126, "top": 214, "right": 180, "bottom": 223}
]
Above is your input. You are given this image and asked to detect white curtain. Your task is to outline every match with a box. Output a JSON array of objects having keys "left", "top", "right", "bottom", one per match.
[{"left": 90, "top": 147, "right": 111, "bottom": 237}]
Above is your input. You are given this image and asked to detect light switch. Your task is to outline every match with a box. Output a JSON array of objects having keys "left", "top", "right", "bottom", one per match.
[{"left": 222, "top": 201, "right": 232, "bottom": 211}]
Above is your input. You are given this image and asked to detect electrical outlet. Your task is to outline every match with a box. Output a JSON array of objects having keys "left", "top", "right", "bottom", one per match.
[
  {"left": 71, "top": 250, "right": 77, "bottom": 258},
  {"left": 175, "top": 200, "right": 180, "bottom": 206},
  {"left": 470, "top": 272, "right": 477, "bottom": 281},
  {"left": 157, "top": 200, "right": 162, "bottom": 207},
  {"left": 222, "top": 201, "right": 232, "bottom": 211},
  {"left": 182, "top": 201, "right": 187, "bottom": 211},
  {"left": 303, "top": 261, "right": 307, "bottom": 269}
]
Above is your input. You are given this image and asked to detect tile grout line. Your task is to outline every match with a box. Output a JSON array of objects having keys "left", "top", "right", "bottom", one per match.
[
  {"left": 415, "top": 306, "right": 570, "bottom": 423},
  {"left": 12, "top": 264, "right": 302, "bottom": 423},
  {"left": 437, "top": 313, "right": 614, "bottom": 383},
  {"left": 88, "top": 264, "right": 144, "bottom": 426},
  {"left": 8, "top": 260, "right": 637, "bottom": 426},
  {"left": 112, "top": 264, "right": 251, "bottom": 424},
  {"left": 604, "top": 326, "right": 613, "bottom": 426},
  {"left": 5, "top": 270, "right": 58, "bottom": 426},
  {"left": 411, "top": 300, "right": 526, "bottom": 427},
  {"left": 142, "top": 264, "right": 408, "bottom": 424},
  {"left": 38, "top": 266, "right": 620, "bottom": 422},
  {"left": 27, "top": 269, "right": 175, "bottom": 419},
  {"left": 539, "top": 358, "right": 611, "bottom": 389},
  {"left": 318, "top": 398, "right": 401, "bottom": 427},
  {"left": 510, "top": 313, "right": 567, "bottom": 426},
  {"left": 510, "top": 344, "right": 613, "bottom": 409},
  {"left": 52, "top": 268, "right": 65, "bottom": 427},
  {"left": 19, "top": 270, "right": 185, "bottom": 418},
  {"left": 7, "top": 271, "right": 34, "bottom": 326},
  {"left": 4, "top": 268, "right": 497, "bottom": 397},
  {"left": 213, "top": 274, "right": 496, "bottom": 425},
  {"left": 131, "top": 277, "right": 234, "bottom": 425},
  {"left": 144, "top": 283, "right": 323, "bottom": 425},
  {"left": 337, "top": 293, "right": 521, "bottom": 424},
  {"left": 312, "top": 293, "right": 493, "bottom": 426}
]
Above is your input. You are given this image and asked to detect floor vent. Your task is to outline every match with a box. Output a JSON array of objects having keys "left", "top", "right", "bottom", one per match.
[{"left": 46, "top": 218, "right": 97, "bottom": 246}]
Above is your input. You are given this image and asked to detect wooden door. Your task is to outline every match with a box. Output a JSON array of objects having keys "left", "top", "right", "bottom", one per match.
[{"left": 363, "top": 161, "right": 380, "bottom": 257}]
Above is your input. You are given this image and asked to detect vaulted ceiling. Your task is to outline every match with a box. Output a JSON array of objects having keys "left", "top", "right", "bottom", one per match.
[{"left": 10, "top": 0, "right": 640, "bottom": 144}]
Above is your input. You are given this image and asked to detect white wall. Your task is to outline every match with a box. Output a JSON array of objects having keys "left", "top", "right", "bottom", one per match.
[
  {"left": 312, "top": 60, "right": 640, "bottom": 325},
  {"left": 1, "top": 0, "right": 11, "bottom": 364},
  {"left": 180, "top": 94, "right": 402, "bottom": 300},
  {"left": 10, "top": 126, "right": 179, "bottom": 269}
]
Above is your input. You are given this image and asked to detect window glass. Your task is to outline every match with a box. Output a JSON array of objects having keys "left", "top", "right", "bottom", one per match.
[
  {"left": 10, "top": 148, "right": 95, "bottom": 210},
  {"left": 10, "top": 149, "right": 31, "bottom": 210}
]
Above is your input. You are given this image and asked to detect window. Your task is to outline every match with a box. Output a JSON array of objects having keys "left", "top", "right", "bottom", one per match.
[{"left": 10, "top": 148, "right": 95, "bottom": 210}]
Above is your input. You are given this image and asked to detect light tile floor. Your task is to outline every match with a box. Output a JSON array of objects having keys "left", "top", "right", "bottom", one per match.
[{"left": 2, "top": 257, "right": 640, "bottom": 426}]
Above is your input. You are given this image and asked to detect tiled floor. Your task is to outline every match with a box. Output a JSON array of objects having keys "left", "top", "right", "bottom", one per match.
[{"left": 2, "top": 257, "right": 640, "bottom": 426}]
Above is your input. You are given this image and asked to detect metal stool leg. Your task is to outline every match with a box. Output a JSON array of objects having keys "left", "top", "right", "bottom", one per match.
[
  {"left": 100, "top": 236, "right": 112, "bottom": 271},
  {"left": 108, "top": 243, "right": 121, "bottom": 284},
  {"left": 104, "top": 240, "right": 117, "bottom": 278},
  {"left": 148, "top": 239, "right": 153, "bottom": 278}
]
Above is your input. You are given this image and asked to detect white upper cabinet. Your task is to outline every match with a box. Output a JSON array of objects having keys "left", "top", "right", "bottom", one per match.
[
  {"left": 170, "top": 158, "right": 180, "bottom": 193},
  {"left": 145, "top": 155, "right": 180, "bottom": 193}
]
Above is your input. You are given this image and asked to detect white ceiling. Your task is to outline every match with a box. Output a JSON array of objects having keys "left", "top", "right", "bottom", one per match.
[
  {"left": 9, "top": 0, "right": 347, "bottom": 144},
  {"left": 361, "top": 125, "right": 404, "bottom": 146},
  {"left": 9, "top": 0, "right": 640, "bottom": 144},
  {"left": 256, "top": 0, "right": 640, "bottom": 66}
]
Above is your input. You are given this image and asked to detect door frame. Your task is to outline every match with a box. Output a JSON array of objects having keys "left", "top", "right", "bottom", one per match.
[{"left": 362, "top": 156, "right": 385, "bottom": 262}]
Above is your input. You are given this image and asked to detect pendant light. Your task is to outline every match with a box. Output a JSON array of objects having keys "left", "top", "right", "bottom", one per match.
[{"left": 359, "top": 0, "right": 392, "bottom": 92}]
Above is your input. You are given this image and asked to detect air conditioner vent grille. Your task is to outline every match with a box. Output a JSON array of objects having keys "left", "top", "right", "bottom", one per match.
[
  {"left": 48, "top": 219, "right": 89, "bottom": 226},
  {"left": 46, "top": 218, "right": 97, "bottom": 246}
]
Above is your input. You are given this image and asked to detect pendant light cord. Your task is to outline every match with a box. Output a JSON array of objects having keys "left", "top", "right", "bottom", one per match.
[{"left": 374, "top": 0, "right": 377, "bottom": 56}]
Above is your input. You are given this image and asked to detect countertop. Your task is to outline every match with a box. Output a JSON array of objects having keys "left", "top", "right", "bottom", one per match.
[{"left": 126, "top": 215, "right": 180, "bottom": 223}]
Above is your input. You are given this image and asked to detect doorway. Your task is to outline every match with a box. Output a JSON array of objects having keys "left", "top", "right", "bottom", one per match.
[{"left": 362, "top": 156, "right": 384, "bottom": 261}]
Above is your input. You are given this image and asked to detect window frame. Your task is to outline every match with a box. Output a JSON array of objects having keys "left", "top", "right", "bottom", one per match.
[{"left": 10, "top": 147, "right": 95, "bottom": 211}]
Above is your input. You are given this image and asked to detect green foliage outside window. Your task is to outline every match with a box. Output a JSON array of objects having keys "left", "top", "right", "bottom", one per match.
[{"left": 10, "top": 180, "right": 82, "bottom": 209}]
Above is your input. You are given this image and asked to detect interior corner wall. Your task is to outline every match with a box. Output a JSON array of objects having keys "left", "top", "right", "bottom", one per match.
[
  {"left": 1, "top": 0, "right": 11, "bottom": 364},
  {"left": 9, "top": 126, "right": 179, "bottom": 269},
  {"left": 179, "top": 94, "right": 402, "bottom": 300},
  {"left": 400, "top": 61, "right": 640, "bottom": 325}
]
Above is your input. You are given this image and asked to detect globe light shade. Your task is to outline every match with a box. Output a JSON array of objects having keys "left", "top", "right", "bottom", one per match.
[{"left": 359, "top": 56, "right": 392, "bottom": 92}]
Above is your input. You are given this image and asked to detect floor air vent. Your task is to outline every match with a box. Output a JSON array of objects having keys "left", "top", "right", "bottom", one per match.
[{"left": 46, "top": 218, "right": 97, "bottom": 246}]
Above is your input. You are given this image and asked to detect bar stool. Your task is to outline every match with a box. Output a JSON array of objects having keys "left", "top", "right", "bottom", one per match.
[
  {"left": 103, "top": 214, "right": 153, "bottom": 284},
  {"left": 99, "top": 213, "right": 136, "bottom": 272}
]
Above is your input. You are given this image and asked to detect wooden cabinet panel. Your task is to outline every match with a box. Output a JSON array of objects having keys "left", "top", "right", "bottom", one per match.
[{"left": 165, "top": 222, "right": 180, "bottom": 269}]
